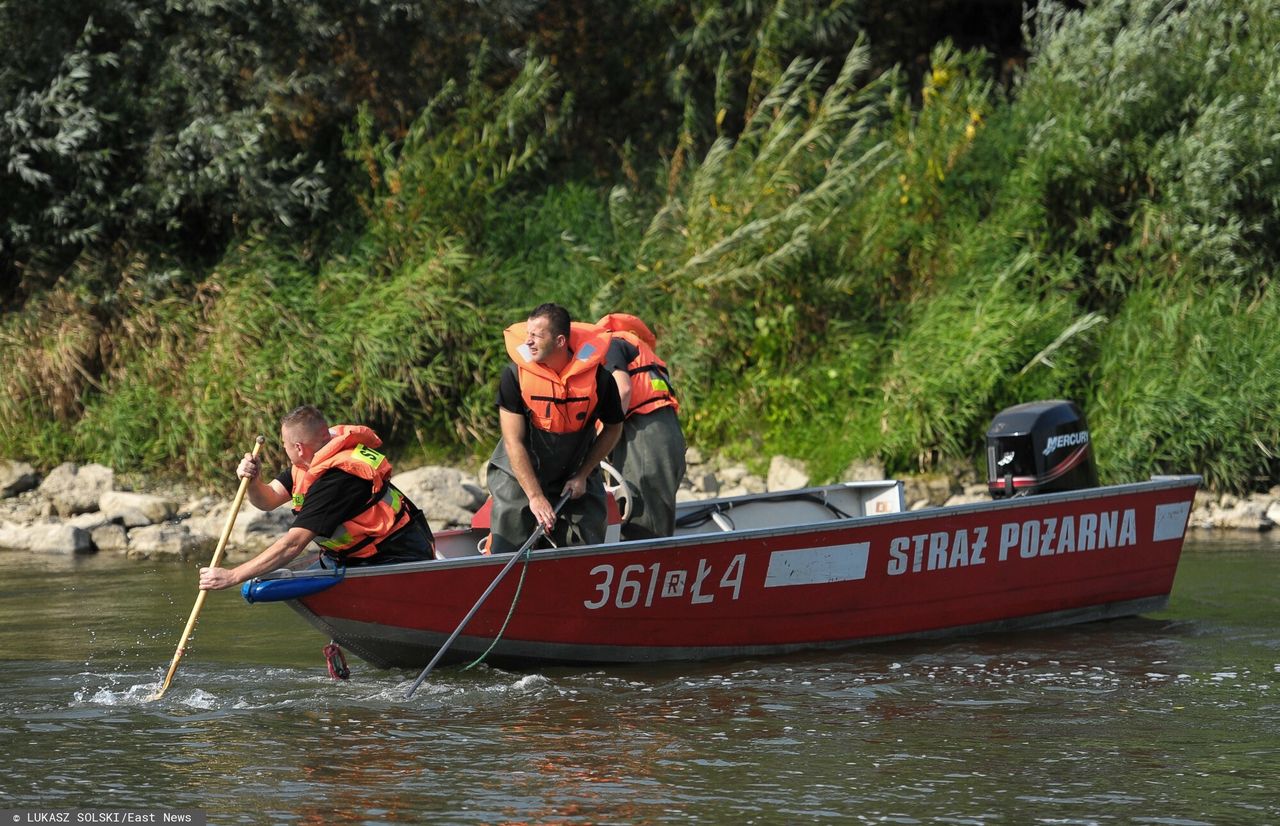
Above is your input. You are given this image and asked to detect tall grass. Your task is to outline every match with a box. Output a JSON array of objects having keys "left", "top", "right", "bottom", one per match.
[
  {"left": 591, "top": 41, "right": 901, "bottom": 412},
  {"left": 1092, "top": 285, "right": 1280, "bottom": 493}
]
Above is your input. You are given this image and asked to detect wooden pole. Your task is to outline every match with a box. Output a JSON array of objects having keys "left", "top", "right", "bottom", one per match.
[{"left": 150, "top": 435, "right": 264, "bottom": 701}]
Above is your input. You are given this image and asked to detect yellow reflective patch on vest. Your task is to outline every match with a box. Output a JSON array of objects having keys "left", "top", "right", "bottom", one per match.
[
  {"left": 650, "top": 378, "right": 670, "bottom": 392},
  {"left": 319, "top": 526, "right": 353, "bottom": 551},
  {"left": 292, "top": 493, "right": 305, "bottom": 509},
  {"left": 352, "top": 444, "right": 386, "bottom": 468}
]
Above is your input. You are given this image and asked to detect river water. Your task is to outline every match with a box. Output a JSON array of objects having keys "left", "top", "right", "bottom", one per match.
[{"left": 1, "top": 532, "right": 1276, "bottom": 824}]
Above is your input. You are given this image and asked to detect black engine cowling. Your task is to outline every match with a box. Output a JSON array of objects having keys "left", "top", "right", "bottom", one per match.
[{"left": 986, "top": 400, "right": 1098, "bottom": 498}]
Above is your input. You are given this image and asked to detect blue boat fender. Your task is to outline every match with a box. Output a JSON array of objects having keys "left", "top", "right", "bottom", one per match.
[{"left": 242, "top": 569, "right": 344, "bottom": 604}]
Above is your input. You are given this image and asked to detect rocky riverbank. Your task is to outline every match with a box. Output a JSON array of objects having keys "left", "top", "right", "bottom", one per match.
[{"left": 0, "top": 454, "right": 1275, "bottom": 560}]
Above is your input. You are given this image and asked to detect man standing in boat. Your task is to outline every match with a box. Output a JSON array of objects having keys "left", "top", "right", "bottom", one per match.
[
  {"left": 486, "top": 303, "right": 625, "bottom": 553},
  {"left": 597, "top": 313, "right": 687, "bottom": 540},
  {"left": 198, "top": 405, "right": 434, "bottom": 590}
]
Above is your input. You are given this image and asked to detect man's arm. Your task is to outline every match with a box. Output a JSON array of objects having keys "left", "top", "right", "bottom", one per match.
[
  {"left": 198, "top": 526, "right": 317, "bottom": 590},
  {"left": 237, "top": 452, "right": 291, "bottom": 510},
  {"left": 500, "top": 407, "right": 557, "bottom": 531},
  {"left": 610, "top": 368, "right": 632, "bottom": 413}
]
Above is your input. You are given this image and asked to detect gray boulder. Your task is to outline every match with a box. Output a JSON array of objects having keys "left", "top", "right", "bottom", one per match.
[
  {"left": 0, "top": 520, "right": 92, "bottom": 553},
  {"left": 91, "top": 523, "right": 129, "bottom": 552},
  {"left": 99, "top": 490, "right": 177, "bottom": 527},
  {"left": 393, "top": 466, "right": 486, "bottom": 512},
  {"left": 126, "top": 524, "right": 215, "bottom": 560},
  {"left": 0, "top": 460, "right": 38, "bottom": 498},
  {"left": 186, "top": 501, "right": 292, "bottom": 547},
  {"left": 900, "top": 474, "right": 955, "bottom": 509},
  {"left": 393, "top": 466, "right": 486, "bottom": 531},
  {"left": 68, "top": 512, "right": 112, "bottom": 530},
  {"left": 842, "top": 458, "right": 886, "bottom": 482},
  {"left": 767, "top": 455, "right": 810, "bottom": 492},
  {"left": 38, "top": 462, "right": 115, "bottom": 516},
  {"left": 945, "top": 483, "right": 991, "bottom": 507},
  {"left": 1211, "top": 500, "right": 1273, "bottom": 531},
  {"left": 690, "top": 471, "right": 720, "bottom": 495},
  {"left": 0, "top": 521, "right": 26, "bottom": 550},
  {"left": 0, "top": 490, "right": 53, "bottom": 524},
  {"left": 719, "top": 464, "right": 749, "bottom": 486}
]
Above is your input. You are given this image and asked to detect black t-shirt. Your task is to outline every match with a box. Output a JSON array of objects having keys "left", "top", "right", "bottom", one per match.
[
  {"left": 496, "top": 363, "right": 624, "bottom": 425},
  {"left": 275, "top": 468, "right": 376, "bottom": 538},
  {"left": 604, "top": 338, "right": 639, "bottom": 375}
]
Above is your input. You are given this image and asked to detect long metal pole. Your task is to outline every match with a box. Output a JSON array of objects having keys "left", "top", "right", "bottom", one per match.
[{"left": 405, "top": 491, "right": 570, "bottom": 698}]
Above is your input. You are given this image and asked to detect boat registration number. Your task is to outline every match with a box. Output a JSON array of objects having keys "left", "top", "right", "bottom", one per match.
[{"left": 583, "top": 555, "right": 747, "bottom": 610}]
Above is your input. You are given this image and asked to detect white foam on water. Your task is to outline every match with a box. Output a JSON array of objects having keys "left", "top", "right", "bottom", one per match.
[
  {"left": 180, "top": 688, "right": 219, "bottom": 709},
  {"left": 74, "top": 681, "right": 163, "bottom": 707},
  {"left": 512, "top": 673, "right": 549, "bottom": 691}
]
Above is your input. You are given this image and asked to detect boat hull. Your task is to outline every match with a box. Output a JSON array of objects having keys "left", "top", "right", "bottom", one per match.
[{"left": 271, "top": 477, "right": 1198, "bottom": 669}]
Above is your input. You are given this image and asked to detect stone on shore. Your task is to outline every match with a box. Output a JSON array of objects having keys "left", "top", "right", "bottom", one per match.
[
  {"left": 68, "top": 512, "right": 112, "bottom": 530},
  {"left": 1210, "top": 499, "right": 1273, "bottom": 531},
  {"left": 719, "top": 464, "right": 749, "bottom": 486},
  {"left": 393, "top": 465, "right": 487, "bottom": 531},
  {"left": 186, "top": 501, "right": 292, "bottom": 547},
  {"left": 99, "top": 491, "right": 177, "bottom": 527},
  {"left": 0, "top": 520, "right": 92, "bottom": 553},
  {"left": 91, "top": 523, "right": 129, "bottom": 552},
  {"left": 900, "top": 474, "right": 955, "bottom": 509},
  {"left": 38, "top": 462, "right": 115, "bottom": 516},
  {"left": 126, "top": 524, "right": 214, "bottom": 560},
  {"left": 767, "top": 456, "right": 809, "bottom": 492},
  {"left": 842, "top": 458, "right": 886, "bottom": 482},
  {"left": 690, "top": 471, "right": 720, "bottom": 496},
  {"left": 944, "top": 484, "right": 991, "bottom": 507},
  {"left": 0, "top": 520, "right": 25, "bottom": 550},
  {"left": 0, "top": 460, "right": 39, "bottom": 498}
]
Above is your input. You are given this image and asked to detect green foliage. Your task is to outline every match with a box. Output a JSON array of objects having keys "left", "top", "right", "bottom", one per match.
[
  {"left": 1013, "top": 0, "right": 1280, "bottom": 298},
  {"left": 345, "top": 51, "right": 569, "bottom": 266},
  {"left": 476, "top": 183, "right": 618, "bottom": 316},
  {"left": 68, "top": 239, "right": 486, "bottom": 479},
  {"left": 0, "top": 49, "right": 564, "bottom": 479},
  {"left": 0, "top": 0, "right": 551, "bottom": 298},
  {"left": 2, "top": 0, "right": 1278, "bottom": 496},
  {"left": 1091, "top": 285, "right": 1280, "bottom": 493},
  {"left": 877, "top": 251, "right": 1103, "bottom": 472}
]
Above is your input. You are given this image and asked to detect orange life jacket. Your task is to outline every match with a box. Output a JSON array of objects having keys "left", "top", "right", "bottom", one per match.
[
  {"left": 596, "top": 315, "right": 679, "bottom": 417},
  {"left": 504, "top": 321, "right": 611, "bottom": 433},
  {"left": 596, "top": 312, "right": 658, "bottom": 350},
  {"left": 290, "top": 425, "right": 412, "bottom": 559}
]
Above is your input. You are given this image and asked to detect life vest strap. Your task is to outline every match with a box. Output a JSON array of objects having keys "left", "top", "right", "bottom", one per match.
[{"left": 528, "top": 394, "right": 591, "bottom": 405}]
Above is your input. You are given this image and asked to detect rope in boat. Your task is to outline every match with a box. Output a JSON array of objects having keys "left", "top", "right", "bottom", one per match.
[{"left": 462, "top": 543, "right": 534, "bottom": 670}]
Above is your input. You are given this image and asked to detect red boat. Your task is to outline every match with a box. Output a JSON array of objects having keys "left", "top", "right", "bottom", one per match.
[{"left": 244, "top": 402, "right": 1199, "bottom": 669}]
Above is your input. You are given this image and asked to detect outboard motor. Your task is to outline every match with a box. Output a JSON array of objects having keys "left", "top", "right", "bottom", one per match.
[{"left": 986, "top": 400, "right": 1098, "bottom": 498}]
